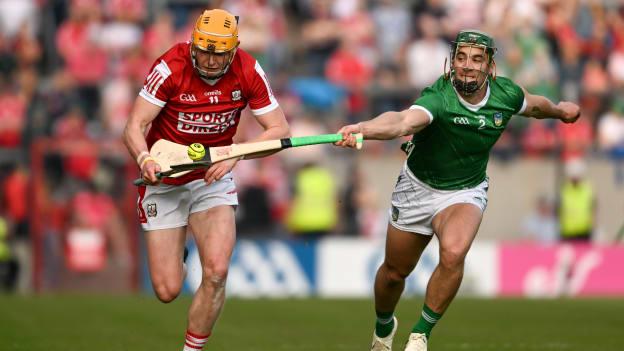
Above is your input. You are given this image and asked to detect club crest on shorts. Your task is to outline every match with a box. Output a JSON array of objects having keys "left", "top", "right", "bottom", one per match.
[
  {"left": 146, "top": 203, "right": 157, "bottom": 217},
  {"left": 231, "top": 90, "right": 241, "bottom": 101},
  {"left": 493, "top": 112, "right": 503, "bottom": 127},
  {"left": 391, "top": 205, "right": 399, "bottom": 222}
]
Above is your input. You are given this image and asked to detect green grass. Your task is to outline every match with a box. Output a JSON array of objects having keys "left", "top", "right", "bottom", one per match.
[{"left": 1, "top": 295, "right": 623, "bottom": 350}]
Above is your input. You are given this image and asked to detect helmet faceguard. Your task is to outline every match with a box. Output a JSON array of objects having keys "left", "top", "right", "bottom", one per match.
[
  {"left": 447, "top": 30, "right": 497, "bottom": 96},
  {"left": 190, "top": 9, "right": 240, "bottom": 80}
]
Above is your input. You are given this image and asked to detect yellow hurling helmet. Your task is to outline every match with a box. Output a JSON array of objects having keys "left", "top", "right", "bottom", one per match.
[{"left": 191, "top": 9, "right": 240, "bottom": 79}]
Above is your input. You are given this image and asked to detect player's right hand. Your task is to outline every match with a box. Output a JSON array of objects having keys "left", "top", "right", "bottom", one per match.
[
  {"left": 141, "top": 160, "right": 162, "bottom": 185},
  {"left": 335, "top": 124, "right": 362, "bottom": 148},
  {"left": 557, "top": 101, "right": 581, "bottom": 124}
]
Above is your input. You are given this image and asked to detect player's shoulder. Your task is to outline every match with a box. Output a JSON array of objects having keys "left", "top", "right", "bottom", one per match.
[
  {"left": 490, "top": 75, "right": 525, "bottom": 103},
  {"left": 156, "top": 42, "right": 192, "bottom": 73},
  {"left": 230, "top": 48, "right": 259, "bottom": 74},
  {"left": 234, "top": 48, "right": 257, "bottom": 66},
  {"left": 491, "top": 75, "right": 521, "bottom": 91},
  {"left": 419, "top": 75, "right": 451, "bottom": 98}
]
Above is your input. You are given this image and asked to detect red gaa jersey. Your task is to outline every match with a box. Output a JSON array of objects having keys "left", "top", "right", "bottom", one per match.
[{"left": 139, "top": 42, "right": 279, "bottom": 184}]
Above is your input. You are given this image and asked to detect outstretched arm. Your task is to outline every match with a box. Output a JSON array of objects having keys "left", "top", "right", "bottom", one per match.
[
  {"left": 520, "top": 88, "right": 580, "bottom": 124},
  {"left": 336, "top": 108, "right": 431, "bottom": 148}
]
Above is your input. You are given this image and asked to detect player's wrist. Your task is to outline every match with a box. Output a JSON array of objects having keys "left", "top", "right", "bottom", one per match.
[
  {"left": 136, "top": 151, "right": 150, "bottom": 166},
  {"left": 139, "top": 156, "right": 155, "bottom": 170}
]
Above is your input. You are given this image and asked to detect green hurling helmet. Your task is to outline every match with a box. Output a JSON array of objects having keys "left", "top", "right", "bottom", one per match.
[
  {"left": 453, "top": 30, "right": 496, "bottom": 59},
  {"left": 449, "top": 30, "right": 497, "bottom": 95}
]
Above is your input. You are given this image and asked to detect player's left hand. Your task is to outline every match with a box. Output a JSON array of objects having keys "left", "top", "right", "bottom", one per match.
[
  {"left": 558, "top": 101, "right": 581, "bottom": 124},
  {"left": 204, "top": 157, "right": 239, "bottom": 184},
  {"left": 335, "top": 123, "right": 362, "bottom": 148}
]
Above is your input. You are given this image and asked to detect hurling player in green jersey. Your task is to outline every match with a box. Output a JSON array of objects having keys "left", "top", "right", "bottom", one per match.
[{"left": 336, "top": 30, "right": 580, "bottom": 351}]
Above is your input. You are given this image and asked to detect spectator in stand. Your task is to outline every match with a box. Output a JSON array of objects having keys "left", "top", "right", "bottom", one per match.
[
  {"left": 224, "top": 0, "right": 273, "bottom": 67},
  {"left": 1, "top": 163, "right": 28, "bottom": 239},
  {"left": 53, "top": 106, "right": 98, "bottom": 182},
  {"left": 64, "top": 182, "right": 131, "bottom": 274},
  {"left": 0, "top": 0, "right": 38, "bottom": 40},
  {"left": 411, "top": 0, "right": 451, "bottom": 40},
  {"left": 0, "top": 213, "right": 19, "bottom": 292},
  {"left": 522, "top": 195, "right": 559, "bottom": 244},
  {"left": 286, "top": 161, "right": 338, "bottom": 241},
  {"left": 333, "top": 0, "right": 376, "bottom": 65},
  {"left": 521, "top": 119, "right": 557, "bottom": 158},
  {"left": 340, "top": 164, "right": 384, "bottom": 239},
  {"left": 0, "top": 32, "right": 16, "bottom": 78},
  {"left": 371, "top": 0, "right": 411, "bottom": 66},
  {"left": 55, "top": 0, "right": 107, "bottom": 120},
  {"left": 14, "top": 23, "right": 42, "bottom": 71},
  {"left": 582, "top": 59, "right": 610, "bottom": 97},
  {"left": 368, "top": 63, "right": 414, "bottom": 119},
  {"left": 325, "top": 31, "right": 374, "bottom": 123},
  {"left": 0, "top": 77, "right": 27, "bottom": 149},
  {"left": 556, "top": 111, "right": 593, "bottom": 162},
  {"left": 1, "top": 162, "right": 30, "bottom": 292},
  {"left": 99, "top": 0, "right": 145, "bottom": 61},
  {"left": 300, "top": 0, "right": 341, "bottom": 76},
  {"left": 143, "top": 11, "right": 176, "bottom": 62},
  {"left": 101, "top": 72, "right": 133, "bottom": 137},
  {"left": 597, "top": 99, "right": 624, "bottom": 184},
  {"left": 558, "top": 158, "right": 596, "bottom": 242},
  {"left": 405, "top": 14, "right": 449, "bottom": 91},
  {"left": 23, "top": 69, "right": 77, "bottom": 144},
  {"left": 234, "top": 158, "right": 286, "bottom": 237},
  {"left": 499, "top": 25, "right": 557, "bottom": 99}
]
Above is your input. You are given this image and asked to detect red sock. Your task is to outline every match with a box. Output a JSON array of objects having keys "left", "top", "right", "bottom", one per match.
[{"left": 183, "top": 330, "right": 210, "bottom": 351}]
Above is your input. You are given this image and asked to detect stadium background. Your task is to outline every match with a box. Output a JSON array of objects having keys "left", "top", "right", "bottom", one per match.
[{"left": 1, "top": 0, "right": 624, "bottom": 350}]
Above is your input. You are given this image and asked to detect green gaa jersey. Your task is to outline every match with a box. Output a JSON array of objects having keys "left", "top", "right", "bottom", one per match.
[{"left": 406, "top": 75, "right": 526, "bottom": 190}]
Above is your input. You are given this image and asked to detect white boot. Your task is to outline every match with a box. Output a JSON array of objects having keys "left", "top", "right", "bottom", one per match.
[
  {"left": 404, "top": 333, "right": 427, "bottom": 351},
  {"left": 371, "top": 317, "right": 398, "bottom": 351}
]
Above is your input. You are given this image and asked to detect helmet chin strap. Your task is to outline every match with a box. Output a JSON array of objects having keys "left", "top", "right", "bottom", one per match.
[
  {"left": 190, "top": 46, "right": 237, "bottom": 80},
  {"left": 451, "top": 69, "right": 488, "bottom": 96}
]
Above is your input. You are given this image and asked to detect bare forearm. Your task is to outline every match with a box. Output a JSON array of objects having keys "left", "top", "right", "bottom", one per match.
[
  {"left": 523, "top": 96, "right": 564, "bottom": 120},
  {"left": 246, "top": 124, "right": 291, "bottom": 143},
  {"left": 123, "top": 122, "right": 150, "bottom": 164},
  {"left": 241, "top": 123, "right": 291, "bottom": 159},
  {"left": 360, "top": 111, "right": 414, "bottom": 140}
]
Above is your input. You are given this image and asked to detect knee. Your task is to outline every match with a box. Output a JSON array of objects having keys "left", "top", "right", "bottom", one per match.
[
  {"left": 439, "top": 248, "right": 466, "bottom": 271},
  {"left": 152, "top": 278, "right": 182, "bottom": 303},
  {"left": 201, "top": 261, "right": 229, "bottom": 288},
  {"left": 381, "top": 262, "right": 410, "bottom": 285}
]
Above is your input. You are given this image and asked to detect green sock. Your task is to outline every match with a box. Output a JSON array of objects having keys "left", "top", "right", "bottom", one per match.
[
  {"left": 412, "top": 304, "right": 442, "bottom": 338},
  {"left": 375, "top": 310, "right": 395, "bottom": 338}
]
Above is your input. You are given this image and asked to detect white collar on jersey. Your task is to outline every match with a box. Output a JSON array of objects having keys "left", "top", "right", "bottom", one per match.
[{"left": 454, "top": 81, "right": 490, "bottom": 112}]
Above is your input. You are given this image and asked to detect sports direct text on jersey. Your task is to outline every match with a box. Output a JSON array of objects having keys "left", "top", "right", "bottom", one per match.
[{"left": 177, "top": 108, "right": 239, "bottom": 134}]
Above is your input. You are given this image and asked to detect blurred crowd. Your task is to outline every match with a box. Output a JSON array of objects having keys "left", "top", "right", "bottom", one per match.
[{"left": 1, "top": 0, "right": 624, "bottom": 291}]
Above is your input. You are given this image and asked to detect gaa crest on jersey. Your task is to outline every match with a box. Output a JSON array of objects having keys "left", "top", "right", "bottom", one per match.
[
  {"left": 146, "top": 203, "right": 157, "bottom": 218},
  {"left": 231, "top": 90, "right": 241, "bottom": 101},
  {"left": 493, "top": 112, "right": 503, "bottom": 127}
]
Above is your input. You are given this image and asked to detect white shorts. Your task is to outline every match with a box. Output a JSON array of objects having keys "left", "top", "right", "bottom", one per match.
[
  {"left": 388, "top": 164, "right": 488, "bottom": 235},
  {"left": 137, "top": 174, "right": 238, "bottom": 231}
]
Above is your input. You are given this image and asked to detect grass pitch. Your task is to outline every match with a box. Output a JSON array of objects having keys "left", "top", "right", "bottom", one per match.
[{"left": 1, "top": 295, "right": 623, "bottom": 350}]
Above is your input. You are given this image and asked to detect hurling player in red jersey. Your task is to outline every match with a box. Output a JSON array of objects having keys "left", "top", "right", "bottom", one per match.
[{"left": 122, "top": 9, "right": 290, "bottom": 351}]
